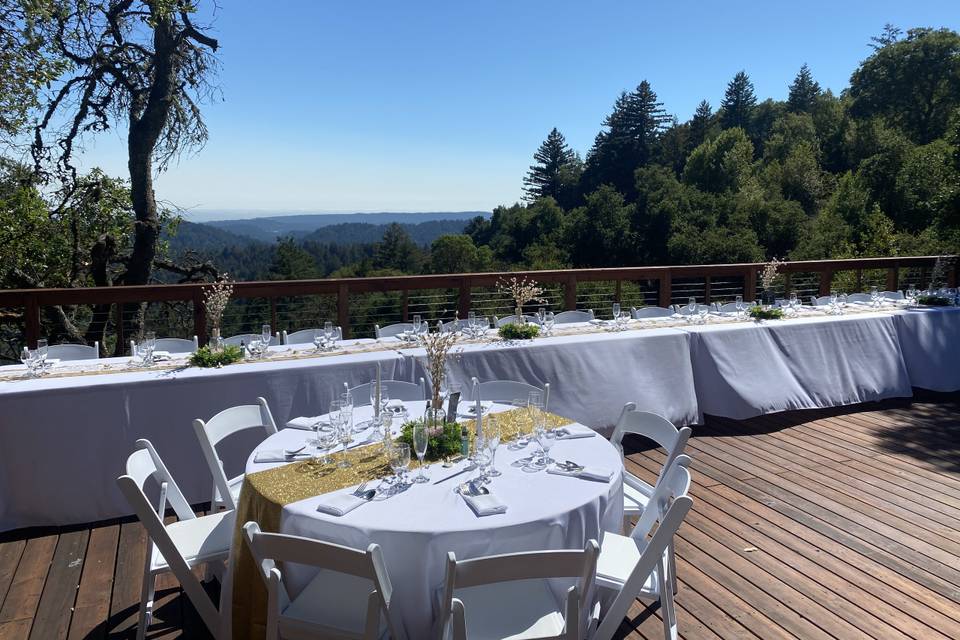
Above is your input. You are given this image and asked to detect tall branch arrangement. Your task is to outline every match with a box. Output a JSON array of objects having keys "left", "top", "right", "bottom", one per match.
[
  {"left": 760, "top": 257, "right": 783, "bottom": 291},
  {"left": 203, "top": 276, "right": 233, "bottom": 330},
  {"left": 929, "top": 254, "right": 953, "bottom": 289},
  {"left": 421, "top": 328, "right": 459, "bottom": 408},
  {"left": 498, "top": 276, "right": 546, "bottom": 314}
]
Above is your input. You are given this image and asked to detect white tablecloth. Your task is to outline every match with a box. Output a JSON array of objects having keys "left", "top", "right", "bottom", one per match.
[
  {"left": 892, "top": 307, "right": 960, "bottom": 392},
  {"left": 683, "top": 312, "right": 913, "bottom": 420},
  {"left": 231, "top": 402, "right": 623, "bottom": 638},
  {"left": 0, "top": 343, "right": 403, "bottom": 531},
  {"left": 398, "top": 325, "right": 700, "bottom": 431}
]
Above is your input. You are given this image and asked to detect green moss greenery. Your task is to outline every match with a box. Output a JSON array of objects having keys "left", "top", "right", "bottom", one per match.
[
  {"left": 748, "top": 306, "right": 785, "bottom": 321},
  {"left": 188, "top": 345, "right": 244, "bottom": 368},
  {"left": 397, "top": 418, "right": 463, "bottom": 460},
  {"left": 916, "top": 295, "right": 952, "bottom": 306},
  {"left": 498, "top": 323, "right": 540, "bottom": 340}
]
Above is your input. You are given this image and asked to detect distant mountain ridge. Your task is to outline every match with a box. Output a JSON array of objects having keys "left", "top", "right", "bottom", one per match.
[{"left": 204, "top": 211, "right": 489, "bottom": 242}]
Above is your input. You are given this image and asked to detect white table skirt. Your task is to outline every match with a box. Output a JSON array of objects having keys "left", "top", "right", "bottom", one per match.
[
  {"left": 0, "top": 344, "right": 403, "bottom": 531},
  {"left": 398, "top": 326, "right": 700, "bottom": 431},
  {"left": 892, "top": 307, "right": 960, "bottom": 392},
  {"left": 229, "top": 402, "right": 623, "bottom": 639},
  {"left": 683, "top": 312, "right": 913, "bottom": 420}
]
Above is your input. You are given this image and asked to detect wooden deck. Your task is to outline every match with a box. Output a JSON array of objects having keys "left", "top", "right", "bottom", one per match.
[{"left": 1, "top": 393, "right": 958, "bottom": 639}]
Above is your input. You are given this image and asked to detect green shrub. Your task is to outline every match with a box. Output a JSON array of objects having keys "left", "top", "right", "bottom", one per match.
[
  {"left": 498, "top": 323, "right": 540, "bottom": 340},
  {"left": 188, "top": 345, "right": 244, "bottom": 368}
]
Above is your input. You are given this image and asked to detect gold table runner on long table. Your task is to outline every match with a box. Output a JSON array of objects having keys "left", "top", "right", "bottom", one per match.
[{"left": 229, "top": 407, "right": 572, "bottom": 640}]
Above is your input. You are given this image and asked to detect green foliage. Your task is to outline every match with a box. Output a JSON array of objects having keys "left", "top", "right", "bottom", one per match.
[
  {"left": 523, "top": 128, "right": 581, "bottom": 203},
  {"left": 916, "top": 295, "right": 952, "bottom": 306},
  {"left": 787, "top": 64, "right": 822, "bottom": 114},
  {"left": 498, "top": 323, "right": 540, "bottom": 340},
  {"left": 748, "top": 306, "right": 785, "bottom": 320},
  {"left": 188, "top": 345, "right": 244, "bottom": 368},
  {"left": 720, "top": 71, "right": 757, "bottom": 131},
  {"left": 430, "top": 235, "right": 493, "bottom": 274},
  {"left": 397, "top": 419, "right": 463, "bottom": 460},
  {"left": 683, "top": 128, "right": 754, "bottom": 193},
  {"left": 565, "top": 186, "right": 635, "bottom": 267},
  {"left": 373, "top": 223, "right": 423, "bottom": 272}
]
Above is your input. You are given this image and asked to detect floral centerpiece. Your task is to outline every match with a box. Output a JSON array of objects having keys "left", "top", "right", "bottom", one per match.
[
  {"left": 421, "top": 326, "right": 459, "bottom": 410},
  {"left": 396, "top": 418, "right": 462, "bottom": 461},
  {"left": 759, "top": 257, "right": 782, "bottom": 306},
  {"left": 748, "top": 305, "right": 784, "bottom": 321},
  {"left": 498, "top": 276, "right": 545, "bottom": 323},
  {"left": 202, "top": 276, "right": 234, "bottom": 350},
  {"left": 189, "top": 344, "right": 244, "bottom": 368},
  {"left": 498, "top": 322, "right": 540, "bottom": 340}
]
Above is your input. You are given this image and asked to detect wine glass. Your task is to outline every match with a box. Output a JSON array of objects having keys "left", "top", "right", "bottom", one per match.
[
  {"left": 312, "top": 329, "right": 324, "bottom": 351},
  {"left": 537, "top": 307, "right": 546, "bottom": 325},
  {"left": 830, "top": 289, "right": 839, "bottom": 314},
  {"left": 870, "top": 286, "right": 880, "bottom": 307},
  {"left": 144, "top": 331, "right": 157, "bottom": 364},
  {"left": 412, "top": 315, "right": 422, "bottom": 336},
  {"left": 390, "top": 442, "right": 411, "bottom": 486},
  {"left": 544, "top": 311, "right": 555, "bottom": 336},
  {"left": 261, "top": 324, "right": 272, "bottom": 348},
  {"left": 735, "top": 294, "right": 744, "bottom": 318},
  {"left": 36, "top": 339, "right": 48, "bottom": 366},
  {"left": 612, "top": 302, "right": 621, "bottom": 322},
  {"left": 532, "top": 426, "right": 551, "bottom": 469},
  {"left": 323, "top": 321, "right": 334, "bottom": 346},
  {"left": 839, "top": 293, "right": 848, "bottom": 313},
  {"left": 412, "top": 422, "right": 429, "bottom": 483},
  {"left": 789, "top": 292, "right": 798, "bottom": 311},
  {"left": 20, "top": 347, "right": 37, "bottom": 378},
  {"left": 485, "top": 419, "right": 502, "bottom": 477},
  {"left": 697, "top": 306, "right": 708, "bottom": 325}
]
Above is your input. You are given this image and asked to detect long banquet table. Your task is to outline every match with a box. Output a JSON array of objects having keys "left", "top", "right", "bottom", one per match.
[{"left": 0, "top": 304, "right": 957, "bottom": 532}]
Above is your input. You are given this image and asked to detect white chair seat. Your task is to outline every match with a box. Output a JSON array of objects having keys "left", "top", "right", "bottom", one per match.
[
  {"left": 596, "top": 532, "right": 658, "bottom": 597},
  {"left": 212, "top": 476, "right": 243, "bottom": 506},
  {"left": 622, "top": 477, "right": 654, "bottom": 515},
  {"left": 451, "top": 579, "right": 566, "bottom": 640},
  {"left": 150, "top": 510, "right": 234, "bottom": 571},
  {"left": 281, "top": 569, "right": 385, "bottom": 638}
]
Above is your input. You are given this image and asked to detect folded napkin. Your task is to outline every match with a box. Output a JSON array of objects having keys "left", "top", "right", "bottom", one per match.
[
  {"left": 554, "top": 425, "right": 596, "bottom": 440},
  {"left": 461, "top": 491, "right": 507, "bottom": 517},
  {"left": 253, "top": 449, "right": 311, "bottom": 463},
  {"left": 316, "top": 491, "right": 369, "bottom": 517},
  {"left": 286, "top": 416, "right": 327, "bottom": 430},
  {"left": 547, "top": 465, "right": 614, "bottom": 482},
  {"left": 150, "top": 350, "right": 172, "bottom": 361},
  {"left": 459, "top": 401, "right": 493, "bottom": 418},
  {"left": 385, "top": 399, "right": 405, "bottom": 412}
]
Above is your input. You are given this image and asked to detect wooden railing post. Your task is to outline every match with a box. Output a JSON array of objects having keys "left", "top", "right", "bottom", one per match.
[
  {"left": 614, "top": 279, "right": 622, "bottom": 303},
  {"left": 25, "top": 294, "right": 40, "bottom": 349},
  {"left": 744, "top": 267, "right": 757, "bottom": 303},
  {"left": 337, "top": 283, "right": 350, "bottom": 338},
  {"left": 193, "top": 288, "right": 207, "bottom": 346},
  {"left": 564, "top": 275, "right": 577, "bottom": 311},
  {"left": 855, "top": 269, "right": 863, "bottom": 293},
  {"left": 949, "top": 262, "right": 958, "bottom": 289},
  {"left": 457, "top": 278, "right": 471, "bottom": 319},
  {"left": 886, "top": 267, "right": 899, "bottom": 292},
  {"left": 703, "top": 276, "right": 712, "bottom": 304},
  {"left": 819, "top": 269, "right": 833, "bottom": 296},
  {"left": 659, "top": 270, "right": 672, "bottom": 308},
  {"left": 401, "top": 290, "right": 409, "bottom": 321},
  {"left": 270, "top": 297, "right": 278, "bottom": 333},
  {"left": 783, "top": 272, "right": 792, "bottom": 296}
]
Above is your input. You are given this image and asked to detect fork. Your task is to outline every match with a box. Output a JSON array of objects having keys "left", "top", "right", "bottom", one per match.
[{"left": 352, "top": 481, "right": 369, "bottom": 496}]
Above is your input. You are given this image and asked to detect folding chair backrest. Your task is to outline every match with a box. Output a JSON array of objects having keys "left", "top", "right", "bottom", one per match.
[
  {"left": 675, "top": 304, "right": 711, "bottom": 315},
  {"left": 846, "top": 293, "right": 872, "bottom": 303},
  {"left": 495, "top": 315, "right": 540, "bottom": 327},
  {"left": 881, "top": 290, "right": 904, "bottom": 300},
  {"left": 716, "top": 302, "right": 753, "bottom": 312},
  {"left": 375, "top": 322, "right": 414, "bottom": 339},
  {"left": 47, "top": 342, "right": 99, "bottom": 361},
  {"left": 632, "top": 306, "right": 674, "bottom": 319},
  {"left": 156, "top": 337, "right": 198, "bottom": 353},
  {"left": 629, "top": 455, "right": 692, "bottom": 541},
  {"left": 468, "top": 378, "right": 551, "bottom": 410},
  {"left": 223, "top": 333, "right": 280, "bottom": 347},
  {"left": 611, "top": 405, "right": 690, "bottom": 464},
  {"left": 553, "top": 310, "right": 594, "bottom": 324},
  {"left": 347, "top": 378, "right": 426, "bottom": 404},
  {"left": 283, "top": 328, "right": 319, "bottom": 345},
  {"left": 811, "top": 295, "right": 831, "bottom": 306},
  {"left": 243, "top": 522, "right": 400, "bottom": 640},
  {"left": 116, "top": 440, "right": 221, "bottom": 635}
]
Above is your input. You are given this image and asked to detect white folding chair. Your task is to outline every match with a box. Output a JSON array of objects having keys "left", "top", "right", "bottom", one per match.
[
  {"left": 192, "top": 398, "right": 278, "bottom": 511},
  {"left": 881, "top": 290, "right": 905, "bottom": 300},
  {"left": 129, "top": 337, "right": 198, "bottom": 356},
  {"left": 631, "top": 306, "right": 674, "bottom": 319},
  {"left": 593, "top": 458, "right": 694, "bottom": 640},
  {"left": 117, "top": 439, "right": 232, "bottom": 640},
  {"left": 553, "top": 310, "right": 595, "bottom": 324},
  {"left": 440, "top": 319, "right": 471, "bottom": 333},
  {"left": 439, "top": 540, "right": 599, "bottom": 640},
  {"left": 846, "top": 293, "right": 872, "bottom": 303},
  {"left": 243, "top": 522, "right": 404, "bottom": 640},
  {"left": 715, "top": 302, "right": 753, "bottom": 313},
  {"left": 223, "top": 332, "right": 280, "bottom": 347},
  {"left": 494, "top": 314, "right": 541, "bottom": 327},
  {"left": 346, "top": 377, "right": 426, "bottom": 404},
  {"left": 375, "top": 322, "right": 414, "bottom": 339},
  {"left": 610, "top": 403, "right": 690, "bottom": 532},
  {"left": 467, "top": 378, "right": 550, "bottom": 410},
  {"left": 673, "top": 304, "right": 711, "bottom": 315},
  {"left": 47, "top": 342, "right": 99, "bottom": 361},
  {"left": 810, "top": 295, "right": 831, "bottom": 306}
]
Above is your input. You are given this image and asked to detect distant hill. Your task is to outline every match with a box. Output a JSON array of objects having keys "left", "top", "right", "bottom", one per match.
[
  {"left": 165, "top": 220, "right": 265, "bottom": 253},
  {"left": 204, "top": 211, "right": 489, "bottom": 242},
  {"left": 301, "top": 220, "right": 469, "bottom": 246}
]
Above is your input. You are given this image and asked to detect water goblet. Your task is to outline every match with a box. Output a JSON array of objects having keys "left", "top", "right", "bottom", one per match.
[
  {"left": 412, "top": 315, "right": 422, "bottom": 336},
  {"left": 870, "top": 286, "right": 880, "bottom": 308},
  {"left": 839, "top": 293, "right": 848, "bottom": 313},
  {"left": 412, "top": 422, "right": 429, "bottom": 483},
  {"left": 312, "top": 330, "right": 325, "bottom": 351},
  {"left": 20, "top": 347, "right": 37, "bottom": 378},
  {"left": 390, "top": 442, "right": 411, "bottom": 487},
  {"left": 697, "top": 306, "right": 708, "bottom": 325},
  {"left": 261, "top": 323, "right": 272, "bottom": 348},
  {"left": 544, "top": 311, "right": 555, "bottom": 336},
  {"left": 537, "top": 307, "right": 547, "bottom": 326},
  {"left": 323, "top": 321, "right": 334, "bottom": 346},
  {"left": 612, "top": 302, "right": 621, "bottom": 323},
  {"left": 830, "top": 290, "right": 839, "bottom": 314}
]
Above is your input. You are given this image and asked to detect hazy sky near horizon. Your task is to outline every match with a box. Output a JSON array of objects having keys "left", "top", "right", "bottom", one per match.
[{"left": 72, "top": 0, "right": 958, "bottom": 221}]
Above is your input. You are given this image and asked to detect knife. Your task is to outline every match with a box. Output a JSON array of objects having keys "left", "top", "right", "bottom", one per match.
[{"left": 432, "top": 464, "right": 475, "bottom": 485}]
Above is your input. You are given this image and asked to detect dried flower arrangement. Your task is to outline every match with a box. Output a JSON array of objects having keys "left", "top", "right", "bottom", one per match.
[
  {"left": 760, "top": 258, "right": 783, "bottom": 292},
  {"left": 421, "top": 326, "right": 459, "bottom": 407},
  {"left": 203, "top": 276, "right": 234, "bottom": 330},
  {"left": 497, "top": 275, "right": 546, "bottom": 321}
]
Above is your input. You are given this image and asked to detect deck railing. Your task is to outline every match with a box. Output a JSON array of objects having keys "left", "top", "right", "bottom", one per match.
[{"left": 0, "top": 255, "right": 954, "bottom": 352}]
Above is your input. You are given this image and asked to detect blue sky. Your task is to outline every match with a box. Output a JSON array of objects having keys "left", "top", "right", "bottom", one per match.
[{"left": 75, "top": 0, "right": 959, "bottom": 220}]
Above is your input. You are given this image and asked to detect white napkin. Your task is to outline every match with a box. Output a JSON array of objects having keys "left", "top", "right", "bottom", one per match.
[
  {"left": 461, "top": 491, "right": 507, "bottom": 516},
  {"left": 316, "top": 492, "right": 369, "bottom": 516},
  {"left": 547, "top": 465, "right": 614, "bottom": 482},
  {"left": 459, "top": 401, "right": 492, "bottom": 418},
  {"left": 151, "top": 350, "right": 172, "bottom": 361},
  {"left": 254, "top": 449, "right": 311, "bottom": 463},
  {"left": 385, "top": 399, "right": 405, "bottom": 412},
  {"left": 286, "top": 416, "right": 327, "bottom": 430},
  {"left": 553, "top": 425, "right": 596, "bottom": 440}
]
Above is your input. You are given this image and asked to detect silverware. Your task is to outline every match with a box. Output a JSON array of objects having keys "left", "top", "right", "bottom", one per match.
[
  {"left": 284, "top": 445, "right": 306, "bottom": 456},
  {"left": 433, "top": 466, "right": 472, "bottom": 485},
  {"left": 352, "top": 481, "right": 369, "bottom": 496},
  {"left": 456, "top": 481, "right": 489, "bottom": 496}
]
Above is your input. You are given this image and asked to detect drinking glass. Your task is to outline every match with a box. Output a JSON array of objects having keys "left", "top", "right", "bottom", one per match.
[
  {"left": 789, "top": 292, "right": 798, "bottom": 309},
  {"left": 412, "top": 315, "right": 422, "bottom": 335},
  {"left": 390, "top": 442, "right": 411, "bottom": 485},
  {"left": 485, "top": 419, "right": 502, "bottom": 477},
  {"left": 412, "top": 422, "right": 429, "bottom": 483},
  {"left": 735, "top": 294, "right": 744, "bottom": 317},
  {"left": 20, "top": 347, "right": 36, "bottom": 378},
  {"left": 531, "top": 427, "right": 550, "bottom": 468},
  {"left": 467, "top": 311, "right": 477, "bottom": 337},
  {"left": 261, "top": 324, "right": 272, "bottom": 347},
  {"left": 323, "top": 321, "right": 334, "bottom": 344},
  {"left": 537, "top": 307, "right": 546, "bottom": 325},
  {"left": 612, "top": 302, "right": 621, "bottom": 321},
  {"left": 36, "top": 339, "right": 48, "bottom": 364},
  {"left": 544, "top": 311, "right": 555, "bottom": 335},
  {"left": 687, "top": 297, "right": 696, "bottom": 315},
  {"left": 697, "top": 306, "right": 708, "bottom": 325},
  {"left": 474, "top": 445, "right": 491, "bottom": 483},
  {"left": 143, "top": 331, "right": 156, "bottom": 364},
  {"left": 316, "top": 429, "right": 337, "bottom": 464},
  {"left": 312, "top": 330, "right": 324, "bottom": 351},
  {"left": 870, "top": 286, "right": 879, "bottom": 307},
  {"left": 830, "top": 290, "right": 839, "bottom": 313},
  {"left": 369, "top": 380, "right": 379, "bottom": 410},
  {"left": 839, "top": 293, "right": 848, "bottom": 312},
  {"left": 333, "top": 326, "right": 343, "bottom": 347}
]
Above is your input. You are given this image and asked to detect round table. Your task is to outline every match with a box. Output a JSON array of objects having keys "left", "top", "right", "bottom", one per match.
[{"left": 244, "top": 401, "right": 624, "bottom": 637}]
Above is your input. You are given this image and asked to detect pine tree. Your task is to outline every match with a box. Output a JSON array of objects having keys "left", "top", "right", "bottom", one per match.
[
  {"left": 522, "top": 128, "right": 578, "bottom": 202},
  {"left": 374, "top": 223, "right": 420, "bottom": 273},
  {"left": 688, "top": 100, "right": 713, "bottom": 151},
  {"left": 787, "top": 64, "right": 821, "bottom": 113},
  {"left": 720, "top": 70, "right": 757, "bottom": 130},
  {"left": 870, "top": 23, "right": 902, "bottom": 51}
]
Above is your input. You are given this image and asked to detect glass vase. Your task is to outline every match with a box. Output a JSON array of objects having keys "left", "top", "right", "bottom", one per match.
[
  {"left": 209, "top": 328, "right": 223, "bottom": 352},
  {"left": 515, "top": 306, "right": 524, "bottom": 324}
]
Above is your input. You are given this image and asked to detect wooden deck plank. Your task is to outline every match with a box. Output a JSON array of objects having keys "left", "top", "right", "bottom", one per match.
[{"left": 3, "top": 395, "right": 960, "bottom": 640}]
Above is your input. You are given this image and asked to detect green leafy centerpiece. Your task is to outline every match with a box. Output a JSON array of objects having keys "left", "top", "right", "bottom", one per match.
[
  {"left": 189, "top": 344, "right": 243, "bottom": 368},
  {"left": 748, "top": 305, "right": 784, "bottom": 320},
  {"left": 498, "top": 322, "right": 540, "bottom": 340},
  {"left": 916, "top": 295, "right": 952, "bottom": 306},
  {"left": 396, "top": 418, "right": 462, "bottom": 461}
]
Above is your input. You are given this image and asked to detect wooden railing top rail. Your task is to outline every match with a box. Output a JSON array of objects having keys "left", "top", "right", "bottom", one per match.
[{"left": 0, "top": 255, "right": 952, "bottom": 305}]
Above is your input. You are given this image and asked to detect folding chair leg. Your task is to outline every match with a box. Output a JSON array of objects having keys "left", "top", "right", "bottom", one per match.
[
  {"left": 137, "top": 570, "right": 156, "bottom": 640},
  {"left": 657, "top": 560, "right": 678, "bottom": 640},
  {"left": 669, "top": 544, "right": 678, "bottom": 595}
]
